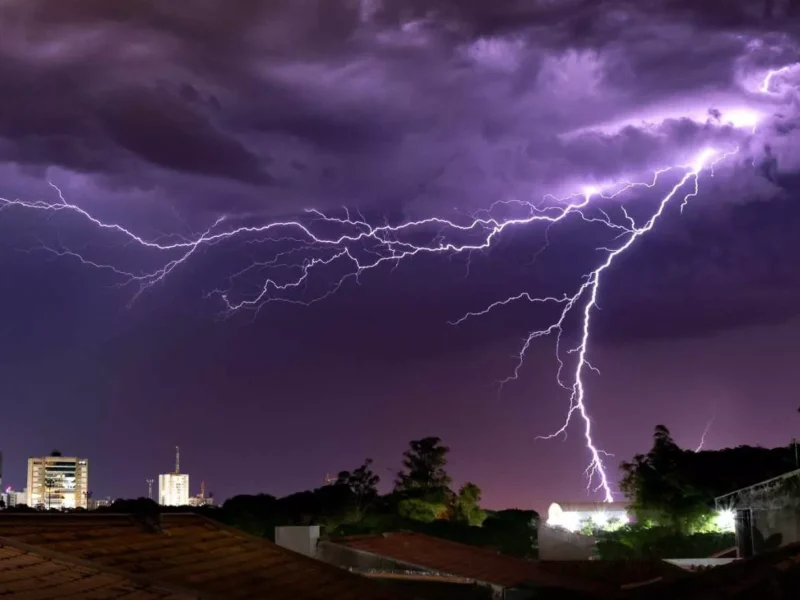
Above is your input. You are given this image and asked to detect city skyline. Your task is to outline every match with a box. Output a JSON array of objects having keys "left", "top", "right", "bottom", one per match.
[{"left": 1, "top": 1, "right": 800, "bottom": 511}]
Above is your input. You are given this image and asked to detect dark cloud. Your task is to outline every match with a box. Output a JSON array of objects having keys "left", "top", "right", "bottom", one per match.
[
  {"left": 1, "top": 0, "right": 800, "bottom": 331},
  {"left": 97, "top": 87, "right": 269, "bottom": 183},
  {"left": 1, "top": 0, "right": 796, "bottom": 213}
]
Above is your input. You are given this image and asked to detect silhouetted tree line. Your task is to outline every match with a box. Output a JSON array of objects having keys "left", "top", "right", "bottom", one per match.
[
  {"left": 572, "top": 424, "right": 798, "bottom": 559},
  {"left": 620, "top": 424, "right": 797, "bottom": 532}
]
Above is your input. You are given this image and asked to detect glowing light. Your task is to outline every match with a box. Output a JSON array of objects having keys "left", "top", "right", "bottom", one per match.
[
  {"left": 546, "top": 505, "right": 629, "bottom": 533},
  {"left": 548, "top": 511, "right": 581, "bottom": 532},
  {"left": 721, "top": 108, "right": 762, "bottom": 129},
  {"left": 582, "top": 185, "right": 600, "bottom": 198},
  {"left": 714, "top": 508, "right": 736, "bottom": 532}
]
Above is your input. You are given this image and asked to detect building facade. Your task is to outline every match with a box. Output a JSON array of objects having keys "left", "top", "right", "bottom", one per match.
[
  {"left": 159, "top": 473, "right": 189, "bottom": 506},
  {"left": 2, "top": 488, "right": 26, "bottom": 508},
  {"left": 715, "top": 468, "right": 800, "bottom": 557},
  {"left": 26, "top": 455, "right": 89, "bottom": 510}
]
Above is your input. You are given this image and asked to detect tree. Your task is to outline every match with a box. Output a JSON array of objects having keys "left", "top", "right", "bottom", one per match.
[
  {"left": 452, "top": 483, "right": 487, "bottom": 526},
  {"left": 620, "top": 425, "right": 710, "bottom": 531},
  {"left": 44, "top": 476, "right": 59, "bottom": 511},
  {"left": 336, "top": 458, "right": 380, "bottom": 509},
  {"left": 482, "top": 510, "right": 539, "bottom": 558},
  {"left": 620, "top": 424, "right": 798, "bottom": 532},
  {"left": 395, "top": 437, "right": 451, "bottom": 491}
]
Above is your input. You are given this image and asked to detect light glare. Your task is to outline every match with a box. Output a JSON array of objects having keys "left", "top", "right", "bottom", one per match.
[{"left": 714, "top": 508, "right": 736, "bottom": 532}]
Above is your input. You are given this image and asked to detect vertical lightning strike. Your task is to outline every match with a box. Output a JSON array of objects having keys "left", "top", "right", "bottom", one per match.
[
  {"left": 541, "top": 149, "right": 735, "bottom": 501},
  {"left": 695, "top": 410, "right": 716, "bottom": 453},
  {"left": 454, "top": 147, "right": 738, "bottom": 501}
]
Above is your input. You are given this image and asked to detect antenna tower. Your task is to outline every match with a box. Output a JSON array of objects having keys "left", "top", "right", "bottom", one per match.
[{"left": 175, "top": 446, "right": 180, "bottom": 474}]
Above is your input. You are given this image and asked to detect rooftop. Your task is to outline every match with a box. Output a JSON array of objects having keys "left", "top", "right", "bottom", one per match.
[
  {"left": 0, "top": 513, "right": 405, "bottom": 600},
  {"left": 625, "top": 541, "right": 800, "bottom": 599},
  {"left": 0, "top": 536, "right": 198, "bottom": 600},
  {"left": 332, "top": 532, "right": 618, "bottom": 594}
]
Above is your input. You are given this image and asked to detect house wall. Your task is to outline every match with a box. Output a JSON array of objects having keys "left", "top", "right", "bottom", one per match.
[
  {"left": 317, "top": 541, "right": 430, "bottom": 573},
  {"left": 274, "top": 526, "right": 320, "bottom": 557},
  {"left": 752, "top": 508, "right": 800, "bottom": 553}
]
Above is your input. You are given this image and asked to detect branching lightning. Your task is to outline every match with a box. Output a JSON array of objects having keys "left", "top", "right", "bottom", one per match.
[{"left": 0, "top": 63, "right": 794, "bottom": 501}]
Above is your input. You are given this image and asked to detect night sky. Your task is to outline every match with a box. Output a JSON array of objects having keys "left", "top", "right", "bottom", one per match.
[{"left": 1, "top": 0, "right": 800, "bottom": 512}]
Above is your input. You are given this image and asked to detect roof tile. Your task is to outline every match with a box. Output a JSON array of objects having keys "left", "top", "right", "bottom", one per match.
[
  {"left": 0, "top": 539, "right": 197, "bottom": 600},
  {"left": 0, "top": 513, "right": 405, "bottom": 600},
  {"left": 333, "top": 532, "right": 604, "bottom": 593}
]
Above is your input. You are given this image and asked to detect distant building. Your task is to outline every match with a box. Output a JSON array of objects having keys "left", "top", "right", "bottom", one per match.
[
  {"left": 186, "top": 481, "right": 214, "bottom": 507},
  {"left": 87, "top": 497, "right": 112, "bottom": 510},
  {"left": 541, "top": 501, "right": 630, "bottom": 560},
  {"left": 159, "top": 446, "right": 189, "bottom": 506},
  {"left": 546, "top": 501, "right": 629, "bottom": 533},
  {"left": 159, "top": 473, "right": 189, "bottom": 506},
  {"left": 2, "top": 488, "right": 26, "bottom": 508},
  {"left": 26, "top": 452, "right": 89, "bottom": 510}
]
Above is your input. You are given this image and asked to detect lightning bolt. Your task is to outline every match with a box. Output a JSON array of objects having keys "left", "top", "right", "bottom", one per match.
[
  {"left": 695, "top": 410, "right": 716, "bottom": 453},
  {"left": 0, "top": 62, "right": 792, "bottom": 502},
  {"left": 759, "top": 63, "right": 800, "bottom": 94}
]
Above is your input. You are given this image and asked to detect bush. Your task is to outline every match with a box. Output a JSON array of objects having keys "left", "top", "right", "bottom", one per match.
[{"left": 595, "top": 524, "right": 734, "bottom": 560}]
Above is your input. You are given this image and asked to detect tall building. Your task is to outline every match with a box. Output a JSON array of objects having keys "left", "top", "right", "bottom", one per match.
[
  {"left": 27, "top": 452, "right": 89, "bottom": 510},
  {"left": 159, "top": 446, "right": 189, "bottom": 506}
]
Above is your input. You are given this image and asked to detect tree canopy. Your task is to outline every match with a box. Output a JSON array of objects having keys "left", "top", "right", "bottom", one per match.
[
  {"left": 335, "top": 458, "right": 380, "bottom": 509},
  {"left": 395, "top": 436, "right": 452, "bottom": 491},
  {"left": 620, "top": 424, "right": 797, "bottom": 531}
]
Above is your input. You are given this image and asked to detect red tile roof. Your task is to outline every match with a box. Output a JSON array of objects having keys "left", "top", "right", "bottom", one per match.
[
  {"left": 0, "top": 513, "right": 405, "bottom": 600},
  {"left": 0, "top": 536, "right": 198, "bottom": 599},
  {"left": 333, "top": 532, "right": 605, "bottom": 593}
]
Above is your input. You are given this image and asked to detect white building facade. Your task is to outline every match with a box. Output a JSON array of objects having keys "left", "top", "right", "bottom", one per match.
[
  {"left": 159, "top": 473, "right": 189, "bottom": 506},
  {"left": 27, "top": 455, "right": 89, "bottom": 510}
]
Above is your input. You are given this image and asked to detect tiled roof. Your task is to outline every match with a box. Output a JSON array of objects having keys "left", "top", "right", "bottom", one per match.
[
  {"left": 626, "top": 542, "right": 800, "bottom": 599},
  {"left": 0, "top": 536, "right": 198, "bottom": 599},
  {"left": 0, "top": 513, "right": 404, "bottom": 600},
  {"left": 333, "top": 532, "right": 604, "bottom": 594},
  {"left": 535, "top": 559, "right": 686, "bottom": 588}
]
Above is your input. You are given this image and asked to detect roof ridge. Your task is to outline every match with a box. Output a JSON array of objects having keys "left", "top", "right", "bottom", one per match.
[{"left": 346, "top": 531, "right": 534, "bottom": 562}]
